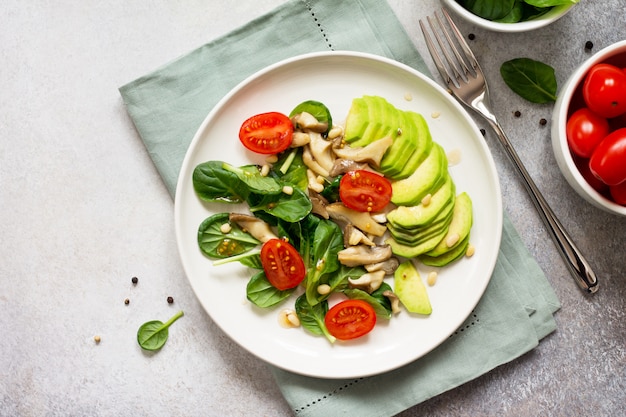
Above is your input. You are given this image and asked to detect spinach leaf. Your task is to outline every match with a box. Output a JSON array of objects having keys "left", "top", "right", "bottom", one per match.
[
  {"left": 192, "top": 161, "right": 249, "bottom": 203},
  {"left": 320, "top": 175, "right": 342, "bottom": 203},
  {"left": 462, "top": 0, "right": 516, "bottom": 20},
  {"left": 525, "top": 0, "right": 578, "bottom": 7},
  {"left": 500, "top": 58, "right": 557, "bottom": 103},
  {"left": 273, "top": 149, "right": 309, "bottom": 192},
  {"left": 494, "top": 0, "right": 523, "bottom": 22},
  {"left": 295, "top": 294, "right": 336, "bottom": 343},
  {"left": 137, "top": 310, "right": 184, "bottom": 351},
  {"left": 306, "top": 264, "right": 363, "bottom": 306},
  {"left": 343, "top": 282, "right": 393, "bottom": 319},
  {"left": 197, "top": 212, "right": 261, "bottom": 259},
  {"left": 248, "top": 186, "right": 312, "bottom": 223},
  {"left": 246, "top": 271, "right": 294, "bottom": 308},
  {"left": 223, "top": 162, "right": 283, "bottom": 195},
  {"left": 304, "top": 219, "right": 344, "bottom": 306}
]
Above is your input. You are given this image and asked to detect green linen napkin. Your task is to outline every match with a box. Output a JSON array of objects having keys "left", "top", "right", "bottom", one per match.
[{"left": 119, "top": 0, "right": 561, "bottom": 415}]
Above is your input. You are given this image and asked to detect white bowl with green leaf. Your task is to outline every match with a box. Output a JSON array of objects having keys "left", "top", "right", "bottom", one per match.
[{"left": 442, "top": 0, "right": 578, "bottom": 32}]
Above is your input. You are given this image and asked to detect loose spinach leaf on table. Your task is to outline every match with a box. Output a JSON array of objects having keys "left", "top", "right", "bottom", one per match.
[
  {"left": 500, "top": 58, "right": 557, "bottom": 103},
  {"left": 137, "top": 310, "right": 184, "bottom": 351},
  {"left": 295, "top": 294, "right": 335, "bottom": 343},
  {"left": 246, "top": 270, "right": 295, "bottom": 308},
  {"left": 197, "top": 212, "right": 261, "bottom": 259},
  {"left": 193, "top": 161, "right": 249, "bottom": 203}
]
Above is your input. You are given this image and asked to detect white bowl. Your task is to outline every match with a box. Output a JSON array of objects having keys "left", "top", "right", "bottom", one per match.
[
  {"left": 442, "top": 0, "right": 575, "bottom": 33},
  {"left": 551, "top": 40, "right": 626, "bottom": 217}
]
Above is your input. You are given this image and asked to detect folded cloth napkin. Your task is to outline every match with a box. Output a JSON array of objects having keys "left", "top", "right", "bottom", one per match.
[{"left": 119, "top": 0, "right": 561, "bottom": 415}]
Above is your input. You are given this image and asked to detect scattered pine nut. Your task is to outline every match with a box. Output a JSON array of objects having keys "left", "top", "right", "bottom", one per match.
[
  {"left": 265, "top": 155, "right": 278, "bottom": 164},
  {"left": 421, "top": 194, "right": 432, "bottom": 207},
  {"left": 317, "top": 284, "right": 331, "bottom": 295},
  {"left": 447, "top": 149, "right": 462, "bottom": 166},
  {"left": 446, "top": 233, "right": 460, "bottom": 248},
  {"left": 431, "top": 111, "right": 441, "bottom": 119},
  {"left": 404, "top": 92, "right": 413, "bottom": 101},
  {"left": 94, "top": 335, "right": 101, "bottom": 344},
  {"left": 278, "top": 309, "right": 300, "bottom": 328},
  {"left": 220, "top": 223, "right": 232, "bottom": 234},
  {"left": 282, "top": 185, "right": 294, "bottom": 195},
  {"left": 260, "top": 164, "right": 271, "bottom": 177},
  {"left": 466, "top": 244, "right": 476, "bottom": 257},
  {"left": 427, "top": 271, "right": 438, "bottom": 286}
]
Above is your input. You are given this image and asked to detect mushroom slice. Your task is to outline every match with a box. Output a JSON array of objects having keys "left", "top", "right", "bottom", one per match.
[
  {"left": 343, "top": 224, "right": 376, "bottom": 247},
  {"left": 291, "top": 131, "right": 311, "bottom": 148},
  {"left": 383, "top": 290, "right": 401, "bottom": 314},
  {"left": 328, "top": 159, "right": 370, "bottom": 177},
  {"left": 332, "top": 135, "right": 393, "bottom": 168},
  {"left": 228, "top": 213, "right": 277, "bottom": 243},
  {"left": 306, "top": 168, "right": 324, "bottom": 193},
  {"left": 302, "top": 146, "right": 330, "bottom": 178},
  {"left": 326, "top": 203, "right": 387, "bottom": 237},
  {"left": 292, "top": 111, "right": 328, "bottom": 133},
  {"left": 309, "top": 191, "right": 330, "bottom": 220},
  {"left": 364, "top": 257, "right": 400, "bottom": 275},
  {"left": 337, "top": 244, "right": 392, "bottom": 267},
  {"left": 348, "top": 270, "right": 385, "bottom": 293},
  {"left": 308, "top": 132, "right": 335, "bottom": 173}
]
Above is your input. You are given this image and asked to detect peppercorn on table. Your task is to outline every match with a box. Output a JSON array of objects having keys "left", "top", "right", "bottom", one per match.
[{"left": 1, "top": 1, "right": 625, "bottom": 416}]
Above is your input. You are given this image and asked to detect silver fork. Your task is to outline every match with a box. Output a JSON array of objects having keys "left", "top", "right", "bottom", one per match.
[{"left": 420, "top": 9, "right": 598, "bottom": 294}]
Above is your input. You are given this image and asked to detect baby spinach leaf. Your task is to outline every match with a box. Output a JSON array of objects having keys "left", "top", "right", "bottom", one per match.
[
  {"left": 304, "top": 219, "right": 344, "bottom": 306},
  {"left": 246, "top": 271, "right": 294, "bottom": 308},
  {"left": 273, "top": 149, "right": 309, "bottom": 192},
  {"left": 500, "top": 58, "right": 557, "bottom": 103},
  {"left": 223, "top": 162, "right": 283, "bottom": 195},
  {"left": 248, "top": 186, "right": 312, "bottom": 223},
  {"left": 343, "top": 282, "right": 393, "bottom": 319},
  {"left": 494, "top": 1, "right": 523, "bottom": 22},
  {"left": 137, "top": 310, "right": 184, "bottom": 351},
  {"left": 197, "top": 212, "right": 261, "bottom": 259},
  {"left": 525, "top": 0, "right": 578, "bottom": 7},
  {"left": 320, "top": 175, "right": 342, "bottom": 203},
  {"left": 193, "top": 161, "right": 249, "bottom": 203},
  {"left": 306, "top": 264, "right": 363, "bottom": 306},
  {"left": 462, "top": 0, "right": 516, "bottom": 20},
  {"left": 295, "top": 294, "right": 335, "bottom": 343}
]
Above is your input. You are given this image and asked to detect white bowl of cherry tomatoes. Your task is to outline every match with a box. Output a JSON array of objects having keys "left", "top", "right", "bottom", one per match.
[{"left": 552, "top": 40, "right": 626, "bottom": 216}]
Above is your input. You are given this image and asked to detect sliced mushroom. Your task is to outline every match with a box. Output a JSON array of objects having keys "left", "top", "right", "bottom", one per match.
[
  {"left": 337, "top": 244, "right": 392, "bottom": 267},
  {"left": 364, "top": 257, "right": 400, "bottom": 275},
  {"left": 332, "top": 136, "right": 393, "bottom": 168},
  {"left": 343, "top": 224, "right": 376, "bottom": 247},
  {"left": 306, "top": 168, "right": 324, "bottom": 193},
  {"left": 326, "top": 203, "right": 387, "bottom": 236},
  {"left": 328, "top": 159, "right": 370, "bottom": 177},
  {"left": 309, "top": 190, "right": 329, "bottom": 219},
  {"left": 383, "top": 290, "right": 402, "bottom": 314},
  {"left": 348, "top": 270, "right": 385, "bottom": 293},
  {"left": 291, "top": 131, "right": 311, "bottom": 148},
  {"left": 228, "top": 213, "right": 277, "bottom": 243},
  {"left": 291, "top": 111, "right": 328, "bottom": 133},
  {"left": 308, "top": 132, "right": 335, "bottom": 173},
  {"left": 302, "top": 146, "right": 330, "bottom": 177}
]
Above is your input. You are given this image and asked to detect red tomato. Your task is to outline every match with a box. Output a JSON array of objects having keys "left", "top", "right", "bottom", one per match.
[
  {"left": 609, "top": 181, "right": 626, "bottom": 206},
  {"left": 339, "top": 170, "right": 392, "bottom": 212},
  {"left": 573, "top": 155, "right": 609, "bottom": 194},
  {"left": 324, "top": 299, "right": 377, "bottom": 340},
  {"left": 260, "top": 238, "right": 305, "bottom": 290},
  {"left": 566, "top": 108, "right": 610, "bottom": 157},
  {"left": 589, "top": 128, "right": 626, "bottom": 186},
  {"left": 582, "top": 63, "right": 626, "bottom": 118},
  {"left": 239, "top": 112, "right": 293, "bottom": 154}
]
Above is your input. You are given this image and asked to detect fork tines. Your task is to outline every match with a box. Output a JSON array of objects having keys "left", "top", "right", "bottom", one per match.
[{"left": 419, "top": 9, "right": 480, "bottom": 89}]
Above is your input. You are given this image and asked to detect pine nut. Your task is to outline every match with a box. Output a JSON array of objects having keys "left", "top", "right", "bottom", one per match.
[
  {"left": 220, "top": 223, "right": 232, "bottom": 234},
  {"left": 317, "top": 284, "right": 331, "bottom": 295},
  {"left": 421, "top": 194, "right": 432, "bottom": 206},
  {"left": 446, "top": 233, "right": 460, "bottom": 248},
  {"left": 466, "top": 244, "right": 475, "bottom": 257},
  {"left": 427, "top": 271, "right": 438, "bottom": 286}
]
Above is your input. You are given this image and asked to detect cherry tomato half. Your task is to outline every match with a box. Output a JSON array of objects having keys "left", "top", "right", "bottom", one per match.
[
  {"left": 260, "top": 238, "right": 306, "bottom": 291},
  {"left": 239, "top": 112, "right": 294, "bottom": 154},
  {"left": 324, "top": 299, "right": 377, "bottom": 340},
  {"left": 582, "top": 63, "right": 626, "bottom": 119},
  {"left": 339, "top": 170, "right": 392, "bottom": 212},
  {"left": 566, "top": 108, "right": 610, "bottom": 158},
  {"left": 609, "top": 181, "right": 626, "bottom": 206},
  {"left": 589, "top": 128, "right": 626, "bottom": 186}
]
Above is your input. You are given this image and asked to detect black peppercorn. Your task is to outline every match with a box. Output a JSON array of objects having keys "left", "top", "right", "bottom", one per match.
[
  {"left": 131, "top": 276, "right": 138, "bottom": 285},
  {"left": 167, "top": 296, "right": 174, "bottom": 304},
  {"left": 539, "top": 118, "right": 547, "bottom": 126},
  {"left": 585, "top": 41, "right": 594, "bottom": 51},
  {"left": 480, "top": 128, "right": 486, "bottom": 136},
  {"left": 514, "top": 110, "right": 521, "bottom": 118},
  {"left": 124, "top": 298, "right": 130, "bottom": 305},
  {"left": 468, "top": 33, "right": 475, "bottom": 40}
]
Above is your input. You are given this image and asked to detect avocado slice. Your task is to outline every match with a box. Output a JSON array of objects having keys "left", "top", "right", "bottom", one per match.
[
  {"left": 387, "top": 200, "right": 455, "bottom": 246},
  {"left": 392, "top": 111, "right": 434, "bottom": 179},
  {"left": 419, "top": 235, "right": 470, "bottom": 267},
  {"left": 343, "top": 97, "right": 369, "bottom": 144},
  {"left": 394, "top": 261, "right": 432, "bottom": 315},
  {"left": 378, "top": 110, "right": 419, "bottom": 177},
  {"left": 386, "top": 173, "right": 456, "bottom": 229},
  {"left": 390, "top": 143, "right": 448, "bottom": 207},
  {"left": 386, "top": 224, "right": 450, "bottom": 258},
  {"left": 423, "top": 192, "right": 473, "bottom": 258}
]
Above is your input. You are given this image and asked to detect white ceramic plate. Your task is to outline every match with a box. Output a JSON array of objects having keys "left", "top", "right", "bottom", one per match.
[{"left": 175, "top": 51, "right": 502, "bottom": 379}]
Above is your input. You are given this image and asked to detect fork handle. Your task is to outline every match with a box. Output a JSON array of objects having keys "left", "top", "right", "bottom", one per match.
[{"left": 488, "top": 120, "right": 598, "bottom": 294}]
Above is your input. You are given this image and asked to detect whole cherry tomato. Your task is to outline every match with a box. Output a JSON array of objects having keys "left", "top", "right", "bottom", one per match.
[
  {"left": 582, "top": 64, "right": 626, "bottom": 119},
  {"left": 572, "top": 155, "right": 609, "bottom": 194},
  {"left": 239, "top": 112, "right": 293, "bottom": 154},
  {"left": 609, "top": 181, "right": 626, "bottom": 206},
  {"left": 566, "top": 108, "right": 610, "bottom": 157},
  {"left": 324, "top": 299, "right": 377, "bottom": 340},
  {"left": 589, "top": 128, "right": 626, "bottom": 186},
  {"left": 339, "top": 170, "right": 392, "bottom": 212},
  {"left": 260, "top": 238, "right": 306, "bottom": 290}
]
